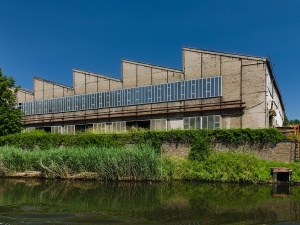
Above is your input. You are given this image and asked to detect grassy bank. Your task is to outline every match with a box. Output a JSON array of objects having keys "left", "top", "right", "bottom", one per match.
[
  {"left": 1, "top": 145, "right": 299, "bottom": 182},
  {"left": 178, "top": 152, "right": 300, "bottom": 182}
]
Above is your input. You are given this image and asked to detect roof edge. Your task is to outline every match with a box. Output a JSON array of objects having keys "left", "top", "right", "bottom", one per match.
[
  {"left": 183, "top": 47, "right": 267, "bottom": 61},
  {"left": 122, "top": 59, "right": 182, "bottom": 73},
  {"left": 19, "top": 88, "right": 34, "bottom": 94},
  {"left": 266, "top": 60, "right": 285, "bottom": 111},
  {"left": 34, "top": 76, "right": 73, "bottom": 89},
  {"left": 73, "top": 69, "right": 121, "bottom": 82}
]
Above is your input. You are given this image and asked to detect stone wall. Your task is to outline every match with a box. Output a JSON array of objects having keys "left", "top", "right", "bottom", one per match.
[{"left": 161, "top": 141, "right": 296, "bottom": 163}]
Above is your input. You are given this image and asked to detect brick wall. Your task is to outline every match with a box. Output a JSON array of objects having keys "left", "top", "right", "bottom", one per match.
[{"left": 161, "top": 141, "right": 296, "bottom": 162}]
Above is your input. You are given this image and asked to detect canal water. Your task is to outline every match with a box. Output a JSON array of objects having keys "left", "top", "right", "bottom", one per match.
[{"left": 0, "top": 179, "right": 300, "bottom": 225}]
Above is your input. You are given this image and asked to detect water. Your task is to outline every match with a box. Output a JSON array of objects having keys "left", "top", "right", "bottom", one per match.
[{"left": 0, "top": 179, "right": 300, "bottom": 225}]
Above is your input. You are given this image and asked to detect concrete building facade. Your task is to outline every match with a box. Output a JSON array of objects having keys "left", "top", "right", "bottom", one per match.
[{"left": 17, "top": 47, "right": 285, "bottom": 133}]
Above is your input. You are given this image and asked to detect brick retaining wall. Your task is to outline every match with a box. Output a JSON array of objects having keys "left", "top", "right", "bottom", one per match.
[{"left": 161, "top": 141, "right": 296, "bottom": 163}]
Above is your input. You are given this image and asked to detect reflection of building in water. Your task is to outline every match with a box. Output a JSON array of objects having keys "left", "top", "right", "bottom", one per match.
[{"left": 16, "top": 47, "right": 285, "bottom": 133}]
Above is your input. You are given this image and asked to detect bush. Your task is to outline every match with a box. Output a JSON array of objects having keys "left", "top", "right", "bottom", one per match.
[
  {"left": 188, "top": 136, "right": 211, "bottom": 161},
  {"left": 0, "top": 129, "right": 286, "bottom": 151}
]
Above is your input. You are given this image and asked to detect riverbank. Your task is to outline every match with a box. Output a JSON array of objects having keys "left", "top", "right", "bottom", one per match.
[{"left": 1, "top": 145, "right": 299, "bottom": 182}]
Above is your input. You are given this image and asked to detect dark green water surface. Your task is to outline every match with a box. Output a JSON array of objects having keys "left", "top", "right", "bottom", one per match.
[{"left": 0, "top": 179, "right": 300, "bottom": 225}]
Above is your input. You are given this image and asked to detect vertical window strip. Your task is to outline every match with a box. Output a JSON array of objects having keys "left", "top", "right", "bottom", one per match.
[
  {"left": 214, "top": 77, "right": 218, "bottom": 96},
  {"left": 148, "top": 86, "right": 152, "bottom": 103},
  {"left": 219, "top": 76, "right": 222, "bottom": 96},
  {"left": 127, "top": 89, "right": 131, "bottom": 105},
  {"left": 157, "top": 84, "right": 161, "bottom": 102},
  {"left": 191, "top": 80, "right": 196, "bottom": 98},
  {"left": 82, "top": 95, "right": 86, "bottom": 110},
  {"left": 91, "top": 93, "right": 95, "bottom": 108},
  {"left": 210, "top": 77, "right": 215, "bottom": 97},
  {"left": 117, "top": 90, "right": 121, "bottom": 106},
  {"left": 135, "top": 88, "right": 139, "bottom": 104},
  {"left": 181, "top": 81, "right": 185, "bottom": 100},
  {"left": 206, "top": 78, "right": 211, "bottom": 97},
  {"left": 167, "top": 83, "right": 171, "bottom": 101},
  {"left": 99, "top": 93, "right": 102, "bottom": 108}
]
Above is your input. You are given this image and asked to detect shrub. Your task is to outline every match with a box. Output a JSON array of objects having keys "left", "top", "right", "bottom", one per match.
[{"left": 188, "top": 136, "right": 211, "bottom": 161}]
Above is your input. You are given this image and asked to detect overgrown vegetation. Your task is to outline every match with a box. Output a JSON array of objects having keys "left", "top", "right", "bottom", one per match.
[
  {"left": 0, "top": 145, "right": 299, "bottom": 182},
  {"left": 0, "top": 68, "right": 23, "bottom": 136},
  {"left": 0, "top": 145, "right": 165, "bottom": 180},
  {"left": 0, "top": 128, "right": 287, "bottom": 151},
  {"left": 179, "top": 153, "right": 300, "bottom": 182},
  {"left": 0, "top": 128, "right": 296, "bottom": 182},
  {"left": 188, "top": 135, "right": 212, "bottom": 161}
]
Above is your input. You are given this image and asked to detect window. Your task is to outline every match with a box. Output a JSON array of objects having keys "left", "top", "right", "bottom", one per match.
[
  {"left": 93, "top": 123, "right": 106, "bottom": 133},
  {"left": 150, "top": 119, "right": 167, "bottom": 131},
  {"left": 184, "top": 115, "right": 221, "bottom": 130},
  {"left": 183, "top": 117, "right": 201, "bottom": 129},
  {"left": 93, "top": 122, "right": 126, "bottom": 133},
  {"left": 51, "top": 125, "right": 75, "bottom": 134},
  {"left": 63, "top": 125, "right": 75, "bottom": 134},
  {"left": 201, "top": 115, "right": 221, "bottom": 129},
  {"left": 51, "top": 126, "right": 62, "bottom": 134}
]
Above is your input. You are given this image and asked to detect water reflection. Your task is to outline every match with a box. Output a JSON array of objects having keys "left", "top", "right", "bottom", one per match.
[{"left": 0, "top": 179, "right": 300, "bottom": 224}]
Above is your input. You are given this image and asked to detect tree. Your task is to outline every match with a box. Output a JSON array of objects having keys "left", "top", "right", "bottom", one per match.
[
  {"left": 289, "top": 119, "right": 300, "bottom": 125},
  {"left": 0, "top": 68, "right": 23, "bottom": 136},
  {"left": 283, "top": 113, "right": 289, "bottom": 126}
]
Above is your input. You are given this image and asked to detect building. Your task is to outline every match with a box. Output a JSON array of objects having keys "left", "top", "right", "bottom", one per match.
[{"left": 17, "top": 47, "right": 285, "bottom": 133}]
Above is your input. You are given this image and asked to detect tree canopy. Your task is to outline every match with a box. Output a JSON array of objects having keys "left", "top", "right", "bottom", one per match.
[
  {"left": 283, "top": 113, "right": 300, "bottom": 126},
  {"left": 0, "top": 68, "right": 23, "bottom": 136}
]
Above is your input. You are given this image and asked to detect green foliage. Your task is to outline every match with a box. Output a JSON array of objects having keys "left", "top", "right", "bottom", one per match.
[
  {"left": 180, "top": 152, "right": 300, "bottom": 182},
  {"left": 0, "top": 128, "right": 286, "bottom": 152},
  {"left": 0, "top": 68, "right": 23, "bottom": 136},
  {"left": 2, "top": 144, "right": 300, "bottom": 183},
  {"left": 0, "top": 145, "right": 164, "bottom": 181},
  {"left": 284, "top": 113, "right": 289, "bottom": 126},
  {"left": 283, "top": 113, "right": 300, "bottom": 126},
  {"left": 188, "top": 136, "right": 211, "bottom": 161},
  {"left": 0, "top": 132, "right": 127, "bottom": 150},
  {"left": 289, "top": 119, "right": 300, "bottom": 126}
]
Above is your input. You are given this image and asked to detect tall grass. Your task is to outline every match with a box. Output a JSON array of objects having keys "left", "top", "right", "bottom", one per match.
[
  {"left": 1, "top": 145, "right": 300, "bottom": 182},
  {"left": 0, "top": 145, "right": 165, "bottom": 181}
]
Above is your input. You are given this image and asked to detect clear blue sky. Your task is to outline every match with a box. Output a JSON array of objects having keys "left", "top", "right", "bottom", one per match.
[{"left": 0, "top": 0, "right": 299, "bottom": 119}]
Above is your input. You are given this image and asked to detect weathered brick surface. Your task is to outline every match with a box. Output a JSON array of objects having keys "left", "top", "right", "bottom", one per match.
[
  {"left": 16, "top": 89, "right": 34, "bottom": 103},
  {"left": 162, "top": 143, "right": 191, "bottom": 157},
  {"left": 34, "top": 78, "right": 73, "bottom": 100},
  {"left": 73, "top": 70, "right": 122, "bottom": 94},
  {"left": 183, "top": 50, "right": 201, "bottom": 80},
  {"left": 162, "top": 141, "right": 296, "bottom": 162},
  {"left": 122, "top": 61, "right": 137, "bottom": 88}
]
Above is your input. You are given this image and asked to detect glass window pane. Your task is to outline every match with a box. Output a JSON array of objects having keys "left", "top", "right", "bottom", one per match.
[
  {"left": 196, "top": 117, "right": 201, "bottom": 129},
  {"left": 215, "top": 77, "right": 219, "bottom": 96},
  {"left": 211, "top": 78, "right": 215, "bottom": 97},
  {"left": 190, "top": 117, "right": 196, "bottom": 129},
  {"left": 202, "top": 79, "right": 206, "bottom": 98},
  {"left": 208, "top": 116, "right": 214, "bottom": 129},
  {"left": 202, "top": 116, "right": 208, "bottom": 129},
  {"left": 219, "top": 77, "right": 222, "bottom": 96}
]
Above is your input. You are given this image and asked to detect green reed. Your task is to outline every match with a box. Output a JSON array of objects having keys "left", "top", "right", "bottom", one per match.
[{"left": 0, "top": 145, "right": 165, "bottom": 180}]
